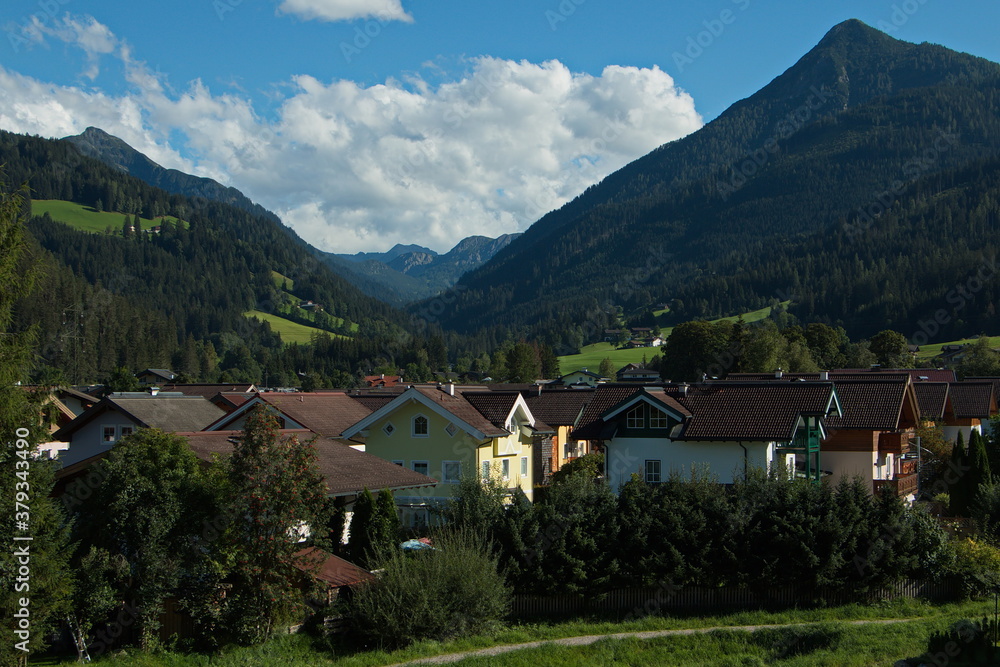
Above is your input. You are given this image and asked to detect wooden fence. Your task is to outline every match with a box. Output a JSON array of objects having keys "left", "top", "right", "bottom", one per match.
[{"left": 511, "top": 579, "right": 960, "bottom": 617}]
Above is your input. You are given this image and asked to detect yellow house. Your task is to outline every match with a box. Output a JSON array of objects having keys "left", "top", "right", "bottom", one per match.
[{"left": 342, "top": 385, "right": 545, "bottom": 526}]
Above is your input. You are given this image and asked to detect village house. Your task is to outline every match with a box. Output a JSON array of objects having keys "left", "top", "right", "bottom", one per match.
[
  {"left": 341, "top": 384, "right": 549, "bottom": 526},
  {"left": 136, "top": 368, "right": 177, "bottom": 385},
  {"left": 730, "top": 371, "right": 923, "bottom": 499},
  {"left": 556, "top": 369, "right": 605, "bottom": 386},
  {"left": 204, "top": 391, "right": 374, "bottom": 445},
  {"left": 50, "top": 392, "right": 225, "bottom": 466},
  {"left": 523, "top": 388, "right": 595, "bottom": 481},
  {"left": 573, "top": 382, "right": 841, "bottom": 489}
]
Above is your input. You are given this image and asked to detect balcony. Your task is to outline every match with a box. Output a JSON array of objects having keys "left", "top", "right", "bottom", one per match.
[
  {"left": 899, "top": 458, "right": 918, "bottom": 476},
  {"left": 873, "top": 473, "right": 919, "bottom": 498}
]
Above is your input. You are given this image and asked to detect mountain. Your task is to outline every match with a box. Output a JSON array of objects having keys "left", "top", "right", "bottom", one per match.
[
  {"left": 65, "top": 127, "right": 281, "bottom": 223},
  {"left": 430, "top": 19, "right": 1000, "bottom": 348},
  {"left": 67, "top": 127, "right": 515, "bottom": 306},
  {"left": 0, "top": 128, "right": 458, "bottom": 386},
  {"left": 320, "top": 233, "right": 522, "bottom": 305},
  {"left": 338, "top": 243, "right": 437, "bottom": 264}
]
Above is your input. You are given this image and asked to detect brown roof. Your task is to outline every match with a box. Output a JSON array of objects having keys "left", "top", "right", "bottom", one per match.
[
  {"left": 948, "top": 382, "right": 997, "bottom": 419},
  {"left": 575, "top": 382, "right": 838, "bottom": 443},
  {"left": 411, "top": 387, "right": 509, "bottom": 437},
  {"left": 181, "top": 430, "right": 437, "bottom": 495},
  {"left": 668, "top": 383, "right": 835, "bottom": 441},
  {"left": 349, "top": 394, "right": 397, "bottom": 412},
  {"left": 573, "top": 385, "right": 645, "bottom": 440},
  {"left": 463, "top": 392, "right": 519, "bottom": 427},
  {"left": 292, "top": 547, "right": 373, "bottom": 588},
  {"left": 913, "top": 382, "right": 950, "bottom": 420},
  {"left": 823, "top": 379, "right": 916, "bottom": 431},
  {"left": 253, "top": 393, "right": 373, "bottom": 438},
  {"left": 524, "top": 390, "right": 594, "bottom": 426}
]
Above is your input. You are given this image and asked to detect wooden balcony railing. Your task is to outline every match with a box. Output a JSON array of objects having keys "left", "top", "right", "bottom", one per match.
[{"left": 873, "top": 473, "right": 919, "bottom": 498}]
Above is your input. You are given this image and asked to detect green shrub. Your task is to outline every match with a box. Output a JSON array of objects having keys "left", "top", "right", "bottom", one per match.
[{"left": 348, "top": 529, "right": 510, "bottom": 649}]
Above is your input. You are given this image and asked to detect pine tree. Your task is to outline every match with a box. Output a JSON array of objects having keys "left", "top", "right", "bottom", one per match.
[
  {"left": 347, "top": 488, "right": 376, "bottom": 567},
  {"left": 372, "top": 489, "right": 401, "bottom": 560},
  {"left": 0, "top": 178, "right": 73, "bottom": 664},
  {"left": 223, "top": 407, "right": 328, "bottom": 643},
  {"left": 950, "top": 431, "right": 970, "bottom": 516}
]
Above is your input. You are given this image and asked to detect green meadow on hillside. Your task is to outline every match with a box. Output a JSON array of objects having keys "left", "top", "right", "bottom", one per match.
[
  {"left": 31, "top": 199, "right": 185, "bottom": 233},
  {"left": 559, "top": 302, "right": 790, "bottom": 375}
]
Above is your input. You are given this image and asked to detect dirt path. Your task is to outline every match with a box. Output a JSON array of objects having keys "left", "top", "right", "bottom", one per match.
[{"left": 386, "top": 618, "right": 915, "bottom": 665}]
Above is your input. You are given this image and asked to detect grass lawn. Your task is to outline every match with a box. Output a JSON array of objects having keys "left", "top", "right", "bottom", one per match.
[
  {"left": 271, "top": 270, "right": 295, "bottom": 291},
  {"left": 244, "top": 310, "right": 346, "bottom": 345},
  {"left": 32, "top": 199, "right": 185, "bottom": 233},
  {"left": 40, "top": 599, "right": 992, "bottom": 666},
  {"left": 558, "top": 302, "right": 791, "bottom": 375},
  {"left": 916, "top": 336, "right": 1000, "bottom": 362}
]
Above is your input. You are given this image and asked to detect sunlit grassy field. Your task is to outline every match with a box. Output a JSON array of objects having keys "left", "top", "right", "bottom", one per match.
[{"left": 31, "top": 199, "right": 185, "bottom": 233}]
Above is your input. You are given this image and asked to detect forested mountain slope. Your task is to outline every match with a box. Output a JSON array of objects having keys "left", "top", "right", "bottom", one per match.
[{"left": 433, "top": 19, "right": 1000, "bottom": 346}]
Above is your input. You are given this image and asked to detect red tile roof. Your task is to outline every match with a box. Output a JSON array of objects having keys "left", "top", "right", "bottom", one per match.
[
  {"left": 292, "top": 547, "right": 373, "bottom": 588},
  {"left": 463, "top": 392, "right": 520, "bottom": 428}
]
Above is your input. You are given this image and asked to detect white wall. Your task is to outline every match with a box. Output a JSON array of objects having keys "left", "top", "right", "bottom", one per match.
[
  {"left": 605, "top": 436, "right": 772, "bottom": 489},
  {"left": 822, "top": 450, "right": 878, "bottom": 488}
]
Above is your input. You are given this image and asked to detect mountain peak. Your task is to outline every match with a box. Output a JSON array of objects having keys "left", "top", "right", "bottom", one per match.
[{"left": 817, "top": 19, "right": 887, "bottom": 47}]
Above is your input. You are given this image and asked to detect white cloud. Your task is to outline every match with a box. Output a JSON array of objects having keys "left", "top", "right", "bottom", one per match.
[
  {"left": 277, "top": 0, "right": 413, "bottom": 23},
  {"left": 25, "top": 14, "right": 119, "bottom": 80},
  {"left": 0, "top": 26, "right": 703, "bottom": 253}
]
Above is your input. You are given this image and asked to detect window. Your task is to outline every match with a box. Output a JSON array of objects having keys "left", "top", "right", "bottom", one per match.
[
  {"left": 482, "top": 460, "right": 491, "bottom": 480},
  {"left": 119, "top": 425, "right": 134, "bottom": 439},
  {"left": 645, "top": 460, "right": 662, "bottom": 484},
  {"left": 412, "top": 461, "right": 429, "bottom": 476},
  {"left": 445, "top": 422, "right": 458, "bottom": 437},
  {"left": 443, "top": 461, "right": 461, "bottom": 484},
  {"left": 383, "top": 422, "right": 396, "bottom": 436},
  {"left": 501, "top": 458, "right": 510, "bottom": 480},
  {"left": 626, "top": 405, "right": 644, "bottom": 429},
  {"left": 102, "top": 426, "right": 116, "bottom": 443},
  {"left": 412, "top": 415, "right": 429, "bottom": 437},
  {"left": 391, "top": 460, "right": 404, "bottom": 467},
  {"left": 520, "top": 456, "right": 528, "bottom": 477},
  {"left": 649, "top": 407, "right": 669, "bottom": 429}
]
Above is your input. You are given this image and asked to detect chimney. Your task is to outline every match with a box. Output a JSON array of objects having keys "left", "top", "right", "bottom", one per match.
[
  {"left": 678, "top": 383, "right": 688, "bottom": 396},
  {"left": 537, "top": 384, "right": 542, "bottom": 397},
  {"left": 149, "top": 387, "right": 159, "bottom": 396},
  {"left": 446, "top": 383, "right": 455, "bottom": 396},
  {"left": 819, "top": 371, "right": 829, "bottom": 381},
  {"left": 775, "top": 369, "right": 784, "bottom": 379}
]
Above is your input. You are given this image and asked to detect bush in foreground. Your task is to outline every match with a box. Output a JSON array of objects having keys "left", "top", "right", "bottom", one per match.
[{"left": 349, "top": 529, "right": 510, "bottom": 649}]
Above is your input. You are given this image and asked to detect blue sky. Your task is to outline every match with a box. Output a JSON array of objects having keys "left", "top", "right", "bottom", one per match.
[{"left": 1, "top": 0, "right": 997, "bottom": 252}]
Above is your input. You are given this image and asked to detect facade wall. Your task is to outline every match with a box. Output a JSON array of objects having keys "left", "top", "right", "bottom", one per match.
[
  {"left": 362, "top": 400, "right": 533, "bottom": 505},
  {"left": 944, "top": 421, "right": 982, "bottom": 444},
  {"left": 63, "top": 412, "right": 142, "bottom": 466},
  {"left": 822, "top": 450, "right": 880, "bottom": 488},
  {"left": 605, "top": 436, "right": 773, "bottom": 490}
]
